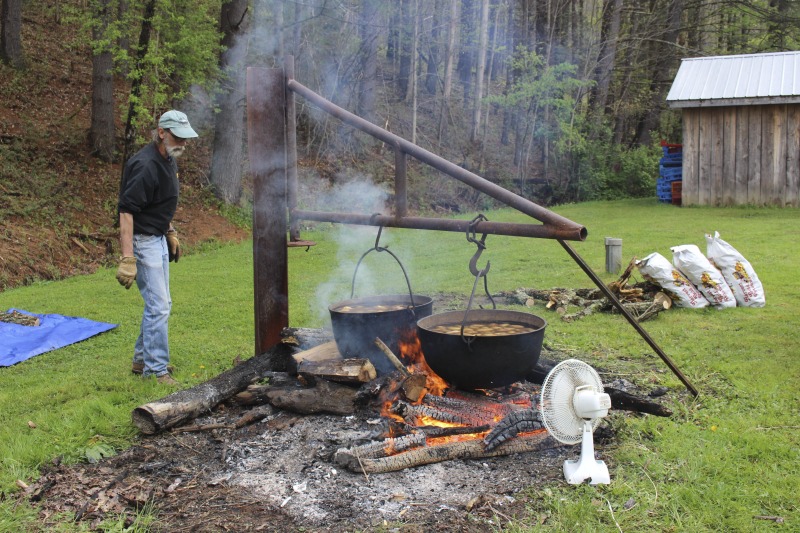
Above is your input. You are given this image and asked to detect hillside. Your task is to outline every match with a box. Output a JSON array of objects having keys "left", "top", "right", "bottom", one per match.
[{"left": 0, "top": 7, "right": 249, "bottom": 292}]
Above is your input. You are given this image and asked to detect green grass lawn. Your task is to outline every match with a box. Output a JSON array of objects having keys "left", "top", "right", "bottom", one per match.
[{"left": 1, "top": 198, "right": 799, "bottom": 531}]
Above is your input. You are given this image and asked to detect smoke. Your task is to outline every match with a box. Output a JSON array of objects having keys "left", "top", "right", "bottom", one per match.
[{"left": 313, "top": 177, "right": 407, "bottom": 324}]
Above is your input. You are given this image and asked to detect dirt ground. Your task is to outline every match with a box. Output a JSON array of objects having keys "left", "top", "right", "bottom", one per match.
[
  {"left": 18, "top": 337, "right": 647, "bottom": 532},
  {"left": 22, "top": 392, "right": 578, "bottom": 532},
  {"left": 25, "top": 407, "right": 573, "bottom": 532}
]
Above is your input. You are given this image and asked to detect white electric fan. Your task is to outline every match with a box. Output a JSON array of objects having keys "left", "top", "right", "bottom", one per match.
[{"left": 540, "top": 359, "right": 611, "bottom": 485}]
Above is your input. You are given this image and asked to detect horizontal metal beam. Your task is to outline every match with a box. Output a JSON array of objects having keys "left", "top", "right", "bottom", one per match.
[
  {"left": 292, "top": 210, "right": 583, "bottom": 240},
  {"left": 286, "top": 78, "right": 586, "bottom": 242}
]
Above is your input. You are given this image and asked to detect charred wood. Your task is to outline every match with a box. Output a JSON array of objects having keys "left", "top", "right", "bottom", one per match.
[
  {"left": 280, "top": 327, "right": 334, "bottom": 351},
  {"left": 373, "top": 337, "right": 410, "bottom": 375},
  {"left": 131, "top": 344, "right": 292, "bottom": 434},
  {"left": 233, "top": 372, "right": 297, "bottom": 406},
  {"left": 265, "top": 378, "right": 358, "bottom": 416},
  {"left": 605, "top": 387, "right": 672, "bottom": 417},
  {"left": 234, "top": 404, "right": 276, "bottom": 428},
  {"left": 392, "top": 400, "right": 492, "bottom": 427},
  {"left": 334, "top": 433, "right": 427, "bottom": 461},
  {"left": 335, "top": 431, "right": 561, "bottom": 474},
  {"left": 483, "top": 409, "right": 543, "bottom": 451},
  {"left": 417, "top": 424, "right": 491, "bottom": 438}
]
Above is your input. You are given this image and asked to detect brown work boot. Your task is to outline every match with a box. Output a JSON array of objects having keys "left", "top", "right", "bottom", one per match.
[
  {"left": 157, "top": 374, "right": 180, "bottom": 386},
  {"left": 132, "top": 362, "right": 174, "bottom": 375}
]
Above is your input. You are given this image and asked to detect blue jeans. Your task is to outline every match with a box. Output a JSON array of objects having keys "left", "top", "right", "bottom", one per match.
[{"left": 132, "top": 234, "right": 172, "bottom": 377}]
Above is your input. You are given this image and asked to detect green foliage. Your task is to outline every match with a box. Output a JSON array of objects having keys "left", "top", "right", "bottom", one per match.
[{"left": 65, "top": 0, "right": 224, "bottom": 144}]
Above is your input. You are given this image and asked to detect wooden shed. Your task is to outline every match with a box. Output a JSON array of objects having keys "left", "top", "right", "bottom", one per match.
[{"left": 667, "top": 51, "right": 800, "bottom": 207}]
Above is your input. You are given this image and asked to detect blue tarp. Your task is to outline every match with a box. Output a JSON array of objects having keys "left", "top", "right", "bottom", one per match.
[{"left": 0, "top": 309, "right": 118, "bottom": 367}]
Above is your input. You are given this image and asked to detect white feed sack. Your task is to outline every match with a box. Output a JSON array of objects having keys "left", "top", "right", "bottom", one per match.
[
  {"left": 671, "top": 244, "right": 736, "bottom": 309},
  {"left": 705, "top": 231, "right": 765, "bottom": 307},
  {"left": 636, "top": 252, "right": 709, "bottom": 308}
]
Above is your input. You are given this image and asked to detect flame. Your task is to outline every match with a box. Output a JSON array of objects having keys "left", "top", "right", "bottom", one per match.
[
  {"left": 397, "top": 330, "right": 449, "bottom": 397},
  {"left": 371, "top": 329, "right": 539, "bottom": 450}
]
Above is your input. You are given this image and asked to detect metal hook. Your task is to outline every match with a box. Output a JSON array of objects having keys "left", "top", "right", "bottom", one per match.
[{"left": 466, "top": 214, "right": 490, "bottom": 277}]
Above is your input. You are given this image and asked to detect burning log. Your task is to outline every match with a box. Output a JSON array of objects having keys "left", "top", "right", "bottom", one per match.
[
  {"left": 297, "top": 358, "right": 377, "bottom": 385},
  {"left": 400, "top": 373, "right": 427, "bottom": 403},
  {"left": 334, "top": 433, "right": 427, "bottom": 460},
  {"left": 264, "top": 378, "right": 358, "bottom": 416},
  {"left": 483, "top": 409, "right": 543, "bottom": 451},
  {"left": 373, "top": 337, "right": 410, "bottom": 375},
  {"left": 131, "top": 344, "right": 292, "bottom": 434},
  {"left": 392, "top": 401, "right": 491, "bottom": 427},
  {"left": 334, "top": 431, "right": 561, "bottom": 474}
]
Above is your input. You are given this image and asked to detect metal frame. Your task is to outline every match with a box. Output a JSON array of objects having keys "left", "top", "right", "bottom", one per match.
[{"left": 246, "top": 60, "right": 698, "bottom": 396}]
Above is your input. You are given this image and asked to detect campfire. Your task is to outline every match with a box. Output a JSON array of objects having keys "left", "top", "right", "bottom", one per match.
[{"left": 213, "top": 325, "right": 561, "bottom": 476}]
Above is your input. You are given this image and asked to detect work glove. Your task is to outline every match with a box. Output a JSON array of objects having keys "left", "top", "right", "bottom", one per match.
[
  {"left": 166, "top": 229, "right": 180, "bottom": 263},
  {"left": 116, "top": 256, "right": 137, "bottom": 289}
]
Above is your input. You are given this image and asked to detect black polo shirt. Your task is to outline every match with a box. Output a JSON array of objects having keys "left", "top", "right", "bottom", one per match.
[{"left": 118, "top": 142, "right": 179, "bottom": 236}]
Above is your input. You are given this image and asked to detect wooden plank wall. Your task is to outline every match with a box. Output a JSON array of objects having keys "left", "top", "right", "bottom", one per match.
[{"left": 681, "top": 104, "right": 800, "bottom": 206}]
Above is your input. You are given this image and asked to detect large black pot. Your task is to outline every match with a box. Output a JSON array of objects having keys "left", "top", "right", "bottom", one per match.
[
  {"left": 329, "top": 294, "right": 434, "bottom": 375},
  {"left": 417, "top": 309, "right": 546, "bottom": 390}
]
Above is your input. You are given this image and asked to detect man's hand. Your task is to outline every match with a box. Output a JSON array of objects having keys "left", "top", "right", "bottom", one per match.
[
  {"left": 116, "top": 256, "right": 137, "bottom": 289},
  {"left": 166, "top": 229, "right": 180, "bottom": 263}
]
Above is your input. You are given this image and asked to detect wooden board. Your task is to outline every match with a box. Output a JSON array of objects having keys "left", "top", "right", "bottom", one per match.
[
  {"left": 682, "top": 109, "right": 698, "bottom": 206},
  {"left": 747, "top": 106, "right": 762, "bottom": 205},
  {"left": 711, "top": 108, "right": 724, "bottom": 206},
  {"left": 288, "top": 340, "right": 343, "bottom": 374},
  {"left": 722, "top": 107, "right": 736, "bottom": 206},
  {"left": 787, "top": 104, "right": 800, "bottom": 207},
  {"left": 734, "top": 106, "right": 749, "bottom": 205}
]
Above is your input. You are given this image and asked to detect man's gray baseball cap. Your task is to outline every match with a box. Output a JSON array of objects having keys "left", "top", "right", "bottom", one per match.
[{"left": 158, "top": 110, "right": 198, "bottom": 138}]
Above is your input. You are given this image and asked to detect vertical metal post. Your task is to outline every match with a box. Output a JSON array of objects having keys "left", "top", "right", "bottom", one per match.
[
  {"left": 247, "top": 67, "right": 288, "bottom": 355},
  {"left": 395, "top": 148, "right": 408, "bottom": 217},
  {"left": 285, "top": 56, "right": 300, "bottom": 240},
  {"left": 605, "top": 237, "right": 622, "bottom": 274}
]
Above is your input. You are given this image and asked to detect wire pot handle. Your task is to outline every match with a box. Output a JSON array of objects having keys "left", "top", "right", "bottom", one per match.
[{"left": 350, "top": 224, "right": 418, "bottom": 315}]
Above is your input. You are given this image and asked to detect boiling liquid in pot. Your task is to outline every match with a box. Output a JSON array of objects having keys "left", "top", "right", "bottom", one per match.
[
  {"left": 428, "top": 321, "right": 536, "bottom": 336},
  {"left": 335, "top": 303, "right": 409, "bottom": 313}
]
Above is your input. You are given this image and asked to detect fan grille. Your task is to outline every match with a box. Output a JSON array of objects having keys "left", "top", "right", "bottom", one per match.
[{"left": 539, "top": 359, "right": 604, "bottom": 444}]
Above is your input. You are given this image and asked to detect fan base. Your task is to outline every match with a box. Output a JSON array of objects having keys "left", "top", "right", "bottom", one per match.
[{"left": 563, "top": 458, "right": 610, "bottom": 485}]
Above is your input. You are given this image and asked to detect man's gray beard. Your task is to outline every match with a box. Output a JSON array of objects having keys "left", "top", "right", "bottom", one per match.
[{"left": 167, "top": 145, "right": 185, "bottom": 158}]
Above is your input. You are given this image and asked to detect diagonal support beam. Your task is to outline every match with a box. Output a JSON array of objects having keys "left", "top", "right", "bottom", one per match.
[{"left": 558, "top": 240, "right": 698, "bottom": 396}]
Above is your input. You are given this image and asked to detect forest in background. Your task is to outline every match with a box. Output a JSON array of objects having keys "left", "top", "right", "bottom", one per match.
[{"left": 2, "top": 0, "right": 800, "bottom": 209}]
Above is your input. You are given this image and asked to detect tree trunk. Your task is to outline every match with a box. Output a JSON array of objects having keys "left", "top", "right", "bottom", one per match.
[
  {"left": 358, "top": 0, "right": 380, "bottom": 123},
  {"left": 634, "top": 0, "right": 683, "bottom": 146},
  {"left": 424, "top": 0, "right": 441, "bottom": 95},
  {"left": 121, "top": 0, "right": 156, "bottom": 168},
  {"left": 437, "top": 0, "right": 459, "bottom": 141},
  {"left": 397, "top": 0, "right": 412, "bottom": 99},
  {"left": 409, "top": 0, "right": 419, "bottom": 142},
  {"left": 592, "top": 0, "right": 622, "bottom": 115},
  {"left": 210, "top": 0, "right": 249, "bottom": 205},
  {"left": 90, "top": 0, "right": 116, "bottom": 162},
  {"left": 469, "top": 0, "right": 489, "bottom": 143},
  {"left": 0, "top": 0, "right": 24, "bottom": 68}
]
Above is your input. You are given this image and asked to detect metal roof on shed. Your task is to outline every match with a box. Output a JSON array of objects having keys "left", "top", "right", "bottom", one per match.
[{"left": 667, "top": 51, "right": 800, "bottom": 108}]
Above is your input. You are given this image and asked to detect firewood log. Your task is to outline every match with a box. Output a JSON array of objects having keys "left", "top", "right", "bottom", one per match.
[
  {"left": 297, "top": 358, "right": 377, "bottom": 384},
  {"left": 131, "top": 344, "right": 292, "bottom": 434}
]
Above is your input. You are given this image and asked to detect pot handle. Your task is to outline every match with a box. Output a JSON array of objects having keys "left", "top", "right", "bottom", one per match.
[{"left": 350, "top": 225, "right": 419, "bottom": 314}]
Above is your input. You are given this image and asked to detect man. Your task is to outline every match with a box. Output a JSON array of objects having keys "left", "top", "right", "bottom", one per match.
[{"left": 116, "top": 110, "right": 198, "bottom": 385}]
